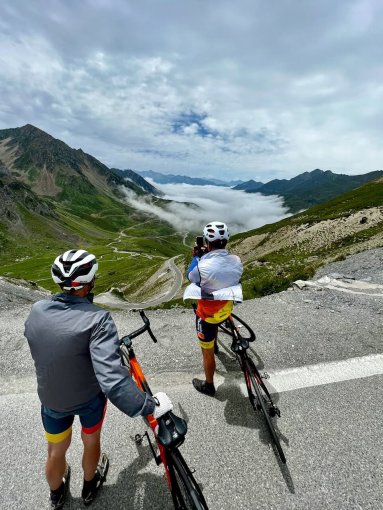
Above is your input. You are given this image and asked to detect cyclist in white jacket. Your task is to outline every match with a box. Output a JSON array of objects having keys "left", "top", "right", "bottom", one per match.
[{"left": 185, "top": 222, "right": 243, "bottom": 396}]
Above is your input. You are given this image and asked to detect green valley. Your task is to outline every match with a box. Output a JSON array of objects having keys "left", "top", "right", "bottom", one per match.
[{"left": 0, "top": 125, "right": 189, "bottom": 301}]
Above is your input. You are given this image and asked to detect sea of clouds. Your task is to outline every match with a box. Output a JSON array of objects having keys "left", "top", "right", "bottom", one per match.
[{"left": 121, "top": 181, "right": 289, "bottom": 235}]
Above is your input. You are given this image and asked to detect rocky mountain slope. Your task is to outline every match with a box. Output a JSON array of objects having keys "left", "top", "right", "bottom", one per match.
[
  {"left": 0, "top": 125, "right": 179, "bottom": 251},
  {"left": 0, "top": 124, "right": 156, "bottom": 206},
  {"left": 230, "top": 178, "right": 383, "bottom": 299}
]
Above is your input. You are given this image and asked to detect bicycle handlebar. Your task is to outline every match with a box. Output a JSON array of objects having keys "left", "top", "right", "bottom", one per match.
[{"left": 121, "top": 310, "right": 158, "bottom": 345}]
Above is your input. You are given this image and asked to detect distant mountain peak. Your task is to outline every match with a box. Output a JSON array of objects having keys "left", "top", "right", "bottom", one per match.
[
  {"left": 22, "top": 123, "right": 42, "bottom": 131},
  {"left": 19, "top": 123, "right": 54, "bottom": 139},
  {"left": 137, "top": 170, "right": 243, "bottom": 187}
]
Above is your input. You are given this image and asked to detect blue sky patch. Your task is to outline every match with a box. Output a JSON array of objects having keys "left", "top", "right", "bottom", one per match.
[{"left": 171, "top": 111, "right": 218, "bottom": 138}]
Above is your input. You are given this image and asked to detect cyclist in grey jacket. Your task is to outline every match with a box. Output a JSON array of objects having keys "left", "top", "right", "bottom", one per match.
[{"left": 24, "top": 249, "right": 172, "bottom": 509}]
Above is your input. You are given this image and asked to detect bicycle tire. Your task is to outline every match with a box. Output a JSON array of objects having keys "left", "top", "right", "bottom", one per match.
[
  {"left": 168, "top": 449, "right": 208, "bottom": 510},
  {"left": 244, "top": 359, "right": 286, "bottom": 464},
  {"left": 218, "top": 313, "right": 255, "bottom": 342}
]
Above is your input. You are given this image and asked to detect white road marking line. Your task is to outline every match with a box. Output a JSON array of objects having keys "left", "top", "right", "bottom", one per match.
[
  {"left": 266, "top": 354, "right": 383, "bottom": 393},
  {"left": 2, "top": 354, "right": 383, "bottom": 396}
]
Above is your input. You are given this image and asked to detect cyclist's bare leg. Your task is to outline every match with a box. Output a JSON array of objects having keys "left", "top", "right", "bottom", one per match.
[
  {"left": 46, "top": 433, "right": 71, "bottom": 490},
  {"left": 201, "top": 345, "right": 215, "bottom": 384},
  {"left": 81, "top": 428, "right": 102, "bottom": 481}
]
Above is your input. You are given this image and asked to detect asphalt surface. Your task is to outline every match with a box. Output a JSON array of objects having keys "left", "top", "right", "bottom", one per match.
[{"left": 0, "top": 248, "right": 382, "bottom": 510}]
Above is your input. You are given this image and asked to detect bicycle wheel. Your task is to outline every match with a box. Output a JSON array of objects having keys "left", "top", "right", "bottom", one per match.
[
  {"left": 218, "top": 313, "right": 255, "bottom": 342},
  {"left": 168, "top": 449, "right": 208, "bottom": 510},
  {"left": 244, "top": 358, "right": 286, "bottom": 464}
]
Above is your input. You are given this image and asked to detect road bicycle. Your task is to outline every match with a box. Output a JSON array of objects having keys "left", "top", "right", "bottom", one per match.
[
  {"left": 120, "top": 310, "right": 209, "bottom": 510},
  {"left": 218, "top": 312, "right": 286, "bottom": 464}
]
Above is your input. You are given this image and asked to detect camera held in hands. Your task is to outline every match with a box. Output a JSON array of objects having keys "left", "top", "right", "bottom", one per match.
[{"left": 195, "top": 236, "right": 206, "bottom": 257}]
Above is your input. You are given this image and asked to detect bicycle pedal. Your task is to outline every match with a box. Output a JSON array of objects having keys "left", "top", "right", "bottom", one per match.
[
  {"left": 134, "top": 433, "right": 144, "bottom": 445},
  {"left": 261, "top": 372, "right": 270, "bottom": 379}
]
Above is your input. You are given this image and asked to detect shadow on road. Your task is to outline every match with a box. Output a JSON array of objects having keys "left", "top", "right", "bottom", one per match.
[
  {"left": 215, "top": 344, "right": 295, "bottom": 494},
  {"left": 63, "top": 441, "right": 173, "bottom": 510},
  {"left": 216, "top": 335, "right": 265, "bottom": 370}
]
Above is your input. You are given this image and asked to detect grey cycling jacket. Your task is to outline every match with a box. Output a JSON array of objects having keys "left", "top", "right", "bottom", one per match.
[{"left": 24, "top": 293, "right": 155, "bottom": 416}]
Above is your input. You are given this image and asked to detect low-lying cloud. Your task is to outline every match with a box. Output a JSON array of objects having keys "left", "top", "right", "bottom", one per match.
[{"left": 121, "top": 181, "right": 289, "bottom": 234}]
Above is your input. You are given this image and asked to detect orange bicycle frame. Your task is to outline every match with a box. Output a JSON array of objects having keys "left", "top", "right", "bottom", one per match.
[{"left": 128, "top": 353, "right": 172, "bottom": 486}]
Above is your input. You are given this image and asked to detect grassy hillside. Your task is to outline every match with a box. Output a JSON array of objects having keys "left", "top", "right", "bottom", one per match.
[
  {"left": 0, "top": 125, "right": 189, "bottom": 300},
  {"left": 230, "top": 180, "right": 383, "bottom": 299},
  {"left": 0, "top": 202, "right": 189, "bottom": 298}
]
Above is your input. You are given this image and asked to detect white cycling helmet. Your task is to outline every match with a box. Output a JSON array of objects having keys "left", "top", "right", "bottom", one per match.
[
  {"left": 51, "top": 249, "right": 98, "bottom": 290},
  {"left": 203, "top": 221, "right": 230, "bottom": 242}
]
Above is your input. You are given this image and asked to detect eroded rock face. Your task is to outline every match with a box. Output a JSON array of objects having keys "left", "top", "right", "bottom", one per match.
[
  {"left": 233, "top": 207, "right": 383, "bottom": 261},
  {"left": 0, "top": 183, "right": 21, "bottom": 224},
  {"left": 0, "top": 178, "right": 57, "bottom": 226}
]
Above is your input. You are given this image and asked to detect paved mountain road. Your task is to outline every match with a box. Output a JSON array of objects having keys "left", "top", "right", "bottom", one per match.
[{"left": 0, "top": 248, "right": 382, "bottom": 509}]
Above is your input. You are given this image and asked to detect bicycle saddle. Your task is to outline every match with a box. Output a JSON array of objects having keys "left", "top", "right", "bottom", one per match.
[
  {"left": 157, "top": 411, "right": 188, "bottom": 449},
  {"left": 231, "top": 337, "right": 249, "bottom": 353}
]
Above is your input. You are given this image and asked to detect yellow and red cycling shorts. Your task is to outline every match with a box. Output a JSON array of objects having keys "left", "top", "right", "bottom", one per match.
[{"left": 195, "top": 300, "right": 233, "bottom": 349}]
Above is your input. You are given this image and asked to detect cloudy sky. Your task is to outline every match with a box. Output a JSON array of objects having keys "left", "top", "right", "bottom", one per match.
[{"left": 1, "top": 1, "right": 382, "bottom": 182}]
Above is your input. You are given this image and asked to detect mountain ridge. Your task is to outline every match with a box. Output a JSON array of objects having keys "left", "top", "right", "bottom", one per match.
[
  {"left": 234, "top": 168, "right": 383, "bottom": 212},
  {"left": 229, "top": 178, "right": 383, "bottom": 299},
  {"left": 110, "top": 168, "right": 163, "bottom": 196},
  {"left": 137, "top": 169, "right": 243, "bottom": 187}
]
